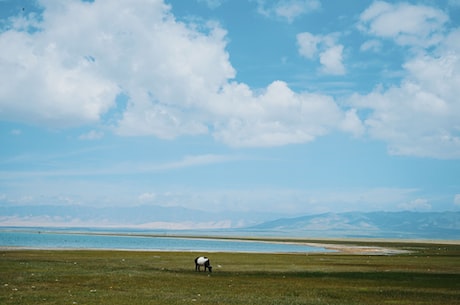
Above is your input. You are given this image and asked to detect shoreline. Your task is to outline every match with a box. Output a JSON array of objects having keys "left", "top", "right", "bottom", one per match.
[
  {"left": 1, "top": 228, "right": 457, "bottom": 255},
  {"left": 0, "top": 245, "right": 401, "bottom": 255},
  {"left": 0, "top": 244, "right": 337, "bottom": 254},
  {"left": 2, "top": 227, "right": 459, "bottom": 244},
  {"left": 0, "top": 241, "right": 409, "bottom": 256}
]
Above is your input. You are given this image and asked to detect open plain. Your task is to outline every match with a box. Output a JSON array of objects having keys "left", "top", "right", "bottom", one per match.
[{"left": 1, "top": 239, "right": 459, "bottom": 305}]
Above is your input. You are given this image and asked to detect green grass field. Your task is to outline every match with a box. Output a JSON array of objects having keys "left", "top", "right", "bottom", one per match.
[{"left": 1, "top": 240, "right": 459, "bottom": 304}]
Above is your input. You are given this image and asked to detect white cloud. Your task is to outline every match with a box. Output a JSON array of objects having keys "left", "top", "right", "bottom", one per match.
[
  {"left": 297, "top": 32, "right": 319, "bottom": 59},
  {"left": 0, "top": 0, "right": 230, "bottom": 136},
  {"left": 256, "top": 0, "right": 320, "bottom": 23},
  {"left": 197, "top": 0, "right": 225, "bottom": 9},
  {"left": 0, "top": 3, "right": 121, "bottom": 127},
  {"left": 0, "top": 153, "right": 244, "bottom": 179},
  {"left": 155, "top": 154, "right": 242, "bottom": 170},
  {"left": 123, "top": 187, "right": 424, "bottom": 214},
  {"left": 348, "top": 3, "right": 460, "bottom": 159},
  {"left": 115, "top": 91, "right": 210, "bottom": 139},
  {"left": 454, "top": 194, "right": 460, "bottom": 206},
  {"left": 0, "top": 48, "right": 119, "bottom": 127},
  {"left": 399, "top": 198, "right": 431, "bottom": 211},
  {"left": 79, "top": 130, "right": 104, "bottom": 140},
  {"left": 297, "top": 32, "right": 346, "bottom": 75},
  {"left": 319, "top": 45, "right": 345, "bottom": 75},
  {"left": 138, "top": 192, "right": 156, "bottom": 203},
  {"left": 212, "top": 81, "right": 345, "bottom": 147},
  {"left": 349, "top": 47, "right": 460, "bottom": 158},
  {"left": 340, "top": 109, "right": 365, "bottom": 137},
  {"left": 360, "top": 39, "right": 382, "bottom": 52},
  {"left": 358, "top": 1, "right": 449, "bottom": 47},
  {"left": 0, "top": 1, "right": 354, "bottom": 148}
]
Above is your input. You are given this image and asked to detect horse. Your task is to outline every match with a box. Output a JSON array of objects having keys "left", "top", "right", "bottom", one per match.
[{"left": 195, "top": 256, "right": 212, "bottom": 272}]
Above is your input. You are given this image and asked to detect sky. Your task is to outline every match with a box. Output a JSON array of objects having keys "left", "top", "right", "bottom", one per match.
[{"left": 1, "top": 0, "right": 460, "bottom": 224}]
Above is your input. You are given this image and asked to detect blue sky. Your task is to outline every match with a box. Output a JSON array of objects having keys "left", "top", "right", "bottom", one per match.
[{"left": 1, "top": 0, "right": 460, "bottom": 227}]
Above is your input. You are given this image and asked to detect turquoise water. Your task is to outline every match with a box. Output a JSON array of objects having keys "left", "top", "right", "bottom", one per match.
[{"left": 0, "top": 230, "right": 331, "bottom": 253}]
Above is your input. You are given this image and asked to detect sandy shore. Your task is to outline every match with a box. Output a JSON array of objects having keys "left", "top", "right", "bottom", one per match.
[
  {"left": 0, "top": 242, "right": 409, "bottom": 255},
  {"left": 301, "top": 242, "right": 409, "bottom": 255}
]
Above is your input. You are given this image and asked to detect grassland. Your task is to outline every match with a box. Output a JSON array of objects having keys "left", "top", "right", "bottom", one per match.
[{"left": 1, "top": 240, "right": 459, "bottom": 305}]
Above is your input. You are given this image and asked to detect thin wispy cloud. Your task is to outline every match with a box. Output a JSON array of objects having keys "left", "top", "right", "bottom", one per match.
[
  {"left": 256, "top": 0, "right": 321, "bottom": 22},
  {"left": 0, "top": 154, "right": 245, "bottom": 178}
]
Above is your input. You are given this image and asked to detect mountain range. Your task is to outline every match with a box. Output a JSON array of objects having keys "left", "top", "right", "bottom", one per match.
[
  {"left": 0, "top": 204, "right": 276, "bottom": 229},
  {"left": 249, "top": 211, "right": 460, "bottom": 239},
  {"left": 1, "top": 204, "right": 459, "bottom": 239}
]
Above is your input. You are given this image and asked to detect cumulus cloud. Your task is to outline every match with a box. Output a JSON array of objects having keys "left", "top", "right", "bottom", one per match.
[
  {"left": 297, "top": 32, "right": 320, "bottom": 59},
  {"left": 319, "top": 45, "right": 345, "bottom": 75},
  {"left": 340, "top": 109, "right": 365, "bottom": 137},
  {"left": 358, "top": 1, "right": 448, "bottom": 48},
  {"left": 1, "top": 0, "right": 458, "bottom": 158},
  {"left": 349, "top": 34, "right": 460, "bottom": 158},
  {"left": 212, "top": 80, "right": 356, "bottom": 147},
  {"left": 256, "top": 0, "right": 320, "bottom": 23},
  {"left": 0, "top": 0, "right": 354, "bottom": 148},
  {"left": 0, "top": 32, "right": 119, "bottom": 127},
  {"left": 348, "top": 3, "right": 460, "bottom": 159},
  {"left": 297, "top": 32, "right": 346, "bottom": 75},
  {"left": 0, "top": 0, "right": 234, "bottom": 133}
]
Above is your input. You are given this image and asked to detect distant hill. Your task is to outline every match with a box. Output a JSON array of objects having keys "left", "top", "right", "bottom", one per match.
[
  {"left": 1, "top": 204, "right": 459, "bottom": 239},
  {"left": 249, "top": 211, "right": 460, "bottom": 239},
  {"left": 0, "top": 204, "right": 277, "bottom": 229}
]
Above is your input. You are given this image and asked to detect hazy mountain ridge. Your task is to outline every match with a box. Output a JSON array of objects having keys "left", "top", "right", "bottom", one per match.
[
  {"left": 0, "top": 204, "right": 276, "bottom": 229},
  {"left": 1, "top": 204, "right": 459, "bottom": 239},
  {"left": 250, "top": 211, "right": 460, "bottom": 239}
]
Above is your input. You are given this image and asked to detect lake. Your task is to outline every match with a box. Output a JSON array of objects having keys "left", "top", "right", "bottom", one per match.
[{"left": 0, "top": 229, "right": 332, "bottom": 253}]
